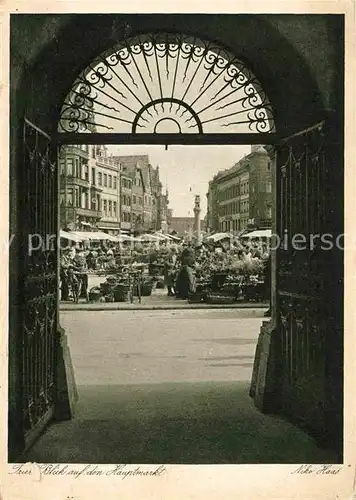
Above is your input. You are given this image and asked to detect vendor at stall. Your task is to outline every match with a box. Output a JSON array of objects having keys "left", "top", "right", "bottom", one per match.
[
  {"left": 86, "top": 250, "right": 95, "bottom": 270},
  {"left": 164, "top": 246, "right": 178, "bottom": 297},
  {"left": 73, "top": 248, "right": 89, "bottom": 298},
  {"left": 60, "top": 247, "right": 73, "bottom": 301}
]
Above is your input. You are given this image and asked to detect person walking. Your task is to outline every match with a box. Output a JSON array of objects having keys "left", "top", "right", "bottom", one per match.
[
  {"left": 263, "top": 252, "right": 272, "bottom": 316},
  {"left": 175, "top": 244, "right": 196, "bottom": 299}
]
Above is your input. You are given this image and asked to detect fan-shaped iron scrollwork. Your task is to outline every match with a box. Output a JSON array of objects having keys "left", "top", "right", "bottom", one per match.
[{"left": 59, "top": 32, "right": 275, "bottom": 134}]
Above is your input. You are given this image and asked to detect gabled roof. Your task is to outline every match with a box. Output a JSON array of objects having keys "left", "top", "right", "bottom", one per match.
[
  {"left": 114, "top": 155, "right": 149, "bottom": 173},
  {"left": 113, "top": 155, "right": 164, "bottom": 195},
  {"left": 113, "top": 154, "right": 151, "bottom": 190}
]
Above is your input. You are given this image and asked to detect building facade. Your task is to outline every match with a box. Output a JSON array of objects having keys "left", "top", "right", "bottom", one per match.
[
  {"left": 120, "top": 171, "right": 132, "bottom": 232},
  {"left": 60, "top": 145, "right": 103, "bottom": 231},
  {"left": 170, "top": 216, "right": 204, "bottom": 236},
  {"left": 60, "top": 150, "right": 168, "bottom": 234},
  {"left": 206, "top": 145, "right": 272, "bottom": 233},
  {"left": 113, "top": 155, "right": 168, "bottom": 233},
  {"left": 94, "top": 146, "right": 121, "bottom": 234}
]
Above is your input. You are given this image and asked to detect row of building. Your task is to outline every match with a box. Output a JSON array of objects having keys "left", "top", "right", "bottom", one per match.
[
  {"left": 59, "top": 146, "right": 171, "bottom": 234},
  {"left": 206, "top": 145, "right": 273, "bottom": 233}
]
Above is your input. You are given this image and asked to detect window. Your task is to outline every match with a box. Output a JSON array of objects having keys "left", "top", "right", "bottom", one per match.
[
  {"left": 133, "top": 195, "right": 136, "bottom": 204},
  {"left": 108, "top": 200, "right": 112, "bottom": 214},
  {"left": 75, "top": 158, "right": 79, "bottom": 177},
  {"left": 266, "top": 180, "right": 272, "bottom": 193},
  {"left": 98, "top": 172, "right": 102, "bottom": 186},
  {"left": 67, "top": 158, "right": 73, "bottom": 176},
  {"left": 109, "top": 175, "right": 112, "bottom": 188},
  {"left": 92, "top": 168, "right": 96, "bottom": 185},
  {"left": 113, "top": 202, "right": 117, "bottom": 216},
  {"left": 92, "top": 147, "right": 96, "bottom": 159},
  {"left": 267, "top": 162, "right": 271, "bottom": 171},
  {"left": 113, "top": 177, "right": 117, "bottom": 189},
  {"left": 75, "top": 189, "right": 80, "bottom": 208},
  {"left": 104, "top": 174, "right": 108, "bottom": 187},
  {"left": 67, "top": 188, "right": 73, "bottom": 206},
  {"left": 103, "top": 200, "right": 107, "bottom": 214},
  {"left": 84, "top": 165, "right": 89, "bottom": 181},
  {"left": 267, "top": 206, "right": 272, "bottom": 218},
  {"left": 60, "top": 159, "right": 65, "bottom": 175}
]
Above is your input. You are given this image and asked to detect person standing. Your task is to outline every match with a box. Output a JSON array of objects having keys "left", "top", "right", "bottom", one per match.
[
  {"left": 60, "top": 247, "right": 72, "bottom": 301},
  {"left": 86, "top": 250, "right": 94, "bottom": 270},
  {"left": 73, "top": 249, "right": 89, "bottom": 300}
]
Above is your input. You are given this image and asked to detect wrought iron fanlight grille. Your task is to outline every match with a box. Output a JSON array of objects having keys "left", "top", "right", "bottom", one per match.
[{"left": 59, "top": 33, "right": 275, "bottom": 134}]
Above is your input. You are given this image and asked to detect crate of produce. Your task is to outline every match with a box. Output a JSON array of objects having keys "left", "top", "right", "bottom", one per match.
[{"left": 88, "top": 287, "right": 103, "bottom": 303}]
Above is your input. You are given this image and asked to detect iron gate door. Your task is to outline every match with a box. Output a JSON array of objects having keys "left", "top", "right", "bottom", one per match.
[
  {"left": 276, "top": 120, "right": 343, "bottom": 440},
  {"left": 21, "top": 119, "right": 58, "bottom": 445}
]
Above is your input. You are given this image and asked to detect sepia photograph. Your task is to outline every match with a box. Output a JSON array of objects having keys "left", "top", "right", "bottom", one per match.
[{"left": 4, "top": 8, "right": 352, "bottom": 494}]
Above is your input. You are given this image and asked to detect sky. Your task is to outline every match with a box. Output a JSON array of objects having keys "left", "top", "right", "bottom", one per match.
[{"left": 107, "top": 145, "right": 251, "bottom": 218}]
